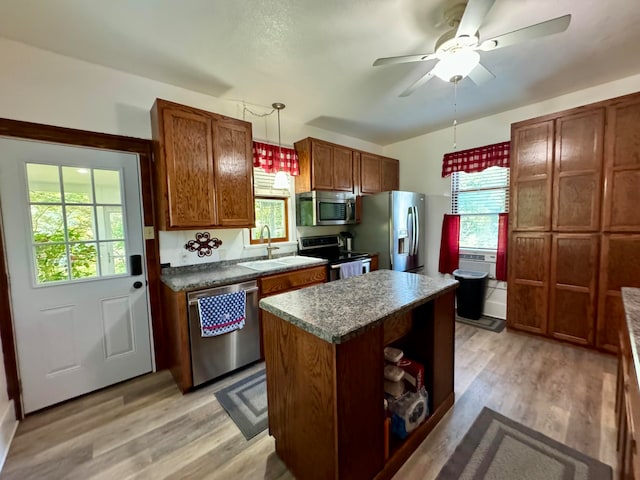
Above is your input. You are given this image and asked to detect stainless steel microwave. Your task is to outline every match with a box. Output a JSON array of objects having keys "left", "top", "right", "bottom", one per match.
[{"left": 296, "top": 191, "right": 357, "bottom": 226}]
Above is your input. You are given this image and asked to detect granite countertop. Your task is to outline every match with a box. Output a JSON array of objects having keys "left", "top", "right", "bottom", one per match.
[
  {"left": 161, "top": 256, "right": 327, "bottom": 292},
  {"left": 259, "top": 270, "right": 458, "bottom": 344},
  {"left": 622, "top": 287, "right": 640, "bottom": 385}
]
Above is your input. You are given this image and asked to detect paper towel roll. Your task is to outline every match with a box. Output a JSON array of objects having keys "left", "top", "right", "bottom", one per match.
[{"left": 401, "top": 396, "right": 426, "bottom": 433}]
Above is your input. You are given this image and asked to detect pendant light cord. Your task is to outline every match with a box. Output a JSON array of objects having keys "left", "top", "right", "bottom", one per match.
[{"left": 453, "top": 78, "right": 458, "bottom": 151}]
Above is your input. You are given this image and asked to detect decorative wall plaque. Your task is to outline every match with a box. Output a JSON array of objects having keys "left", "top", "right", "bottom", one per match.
[{"left": 185, "top": 232, "right": 222, "bottom": 257}]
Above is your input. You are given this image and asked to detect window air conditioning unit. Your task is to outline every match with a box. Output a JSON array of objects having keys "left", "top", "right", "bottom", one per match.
[{"left": 459, "top": 253, "right": 496, "bottom": 278}]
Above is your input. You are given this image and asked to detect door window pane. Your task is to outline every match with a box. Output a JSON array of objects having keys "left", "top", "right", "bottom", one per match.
[
  {"left": 99, "top": 241, "right": 126, "bottom": 275},
  {"left": 94, "top": 170, "right": 122, "bottom": 204},
  {"left": 26, "top": 163, "right": 129, "bottom": 284},
  {"left": 70, "top": 242, "right": 98, "bottom": 279},
  {"left": 66, "top": 206, "right": 96, "bottom": 241},
  {"left": 30, "top": 205, "right": 65, "bottom": 242},
  {"left": 96, "top": 206, "right": 124, "bottom": 240},
  {"left": 62, "top": 167, "right": 93, "bottom": 203},
  {"left": 34, "top": 244, "right": 68, "bottom": 283},
  {"left": 27, "top": 164, "right": 61, "bottom": 202}
]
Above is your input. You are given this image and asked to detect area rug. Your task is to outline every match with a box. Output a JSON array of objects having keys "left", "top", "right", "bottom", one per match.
[
  {"left": 214, "top": 368, "right": 268, "bottom": 440},
  {"left": 456, "top": 313, "right": 506, "bottom": 333},
  {"left": 436, "top": 407, "right": 612, "bottom": 479}
]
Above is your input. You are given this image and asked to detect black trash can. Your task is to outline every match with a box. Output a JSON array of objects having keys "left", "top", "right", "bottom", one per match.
[{"left": 453, "top": 269, "right": 488, "bottom": 320}]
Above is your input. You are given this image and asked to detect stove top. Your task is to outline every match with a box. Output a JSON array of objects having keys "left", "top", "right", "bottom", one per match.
[{"left": 298, "top": 235, "right": 369, "bottom": 265}]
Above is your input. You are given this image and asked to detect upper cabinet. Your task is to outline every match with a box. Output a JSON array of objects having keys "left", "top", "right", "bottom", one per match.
[
  {"left": 511, "top": 108, "right": 605, "bottom": 232},
  {"left": 603, "top": 96, "right": 640, "bottom": 232},
  {"left": 359, "top": 153, "right": 399, "bottom": 195},
  {"left": 151, "top": 99, "right": 255, "bottom": 230},
  {"left": 294, "top": 138, "right": 353, "bottom": 193},
  {"left": 294, "top": 137, "right": 400, "bottom": 195}
]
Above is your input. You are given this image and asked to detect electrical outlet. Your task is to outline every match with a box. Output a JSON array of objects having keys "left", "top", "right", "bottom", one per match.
[{"left": 143, "top": 226, "right": 155, "bottom": 240}]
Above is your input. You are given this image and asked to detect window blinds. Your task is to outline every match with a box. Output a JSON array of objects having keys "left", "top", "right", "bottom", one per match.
[
  {"left": 253, "top": 168, "right": 291, "bottom": 198},
  {"left": 451, "top": 166, "right": 510, "bottom": 214}
]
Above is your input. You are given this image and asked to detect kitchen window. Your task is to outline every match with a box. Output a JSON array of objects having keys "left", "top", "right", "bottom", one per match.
[
  {"left": 451, "top": 166, "right": 509, "bottom": 250},
  {"left": 249, "top": 168, "right": 291, "bottom": 244}
]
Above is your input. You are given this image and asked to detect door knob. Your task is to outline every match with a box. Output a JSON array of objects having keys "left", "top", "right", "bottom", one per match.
[{"left": 133, "top": 281, "right": 144, "bottom": 289}]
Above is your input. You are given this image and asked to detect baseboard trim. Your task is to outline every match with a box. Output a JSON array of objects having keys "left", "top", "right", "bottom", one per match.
[{"left": 0, "top": 399, "right": 18, "bottom": 472}]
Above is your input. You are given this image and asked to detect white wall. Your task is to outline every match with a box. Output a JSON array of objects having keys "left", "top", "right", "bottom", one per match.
[
  {"left": 0, "top": 37, "right": 386, "bottom": 267},
  {"left": 384, "top": 73, "right": 640, "bottom": 318}
]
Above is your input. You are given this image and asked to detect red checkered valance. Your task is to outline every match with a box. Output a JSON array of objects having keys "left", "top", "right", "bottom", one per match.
[
  {"left": 253, "top": 141, "right": 299, "bottom": 176},
  {"left": 441, "top": 141, "right": 510, "bottom": 177}
]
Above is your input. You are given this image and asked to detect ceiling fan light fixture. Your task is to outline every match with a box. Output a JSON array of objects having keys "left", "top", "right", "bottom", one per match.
[{"left": 433, "top": 48, "right": 480, "bottom": 82}]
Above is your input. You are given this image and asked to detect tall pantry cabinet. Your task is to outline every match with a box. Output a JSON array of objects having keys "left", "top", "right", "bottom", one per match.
[{"left": 508, "top": 92, "right": 640, "bottom": 353}]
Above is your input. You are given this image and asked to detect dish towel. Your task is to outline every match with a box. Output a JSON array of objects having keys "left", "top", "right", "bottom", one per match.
[
  {"left": 197, "top": 290, "right": 246, "bottom": 337},
  {"left": 339, "top": 260, "right": 363, "bottom": 279}
]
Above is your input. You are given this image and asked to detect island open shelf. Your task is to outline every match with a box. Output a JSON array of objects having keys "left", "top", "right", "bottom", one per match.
[{"left": 260, "top": 270, "right": 457, "bottom": 480}]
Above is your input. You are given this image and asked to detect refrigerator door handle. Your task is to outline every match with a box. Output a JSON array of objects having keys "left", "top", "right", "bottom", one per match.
[
  {"left": 406, "top": 207, "right": 414, "bottom": 257},
  {"left": 412, "top": 205, "right": 420, "bottom": 256}
]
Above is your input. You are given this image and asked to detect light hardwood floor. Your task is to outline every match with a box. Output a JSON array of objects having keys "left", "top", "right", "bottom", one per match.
[{"left": 1, "top": 324, "right": 617, "bottom": 479}]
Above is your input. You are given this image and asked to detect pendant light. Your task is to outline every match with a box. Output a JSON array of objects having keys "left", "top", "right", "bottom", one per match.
[{"left": 271, "top": 102, "right": 289, "bottom": 189}]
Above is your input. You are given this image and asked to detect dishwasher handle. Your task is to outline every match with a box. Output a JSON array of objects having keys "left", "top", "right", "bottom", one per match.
[{"left": 188, "top": 285, "right": 259, "bottom": 306}]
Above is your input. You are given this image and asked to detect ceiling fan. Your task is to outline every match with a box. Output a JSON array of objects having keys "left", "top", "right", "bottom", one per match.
[{"left": 373, "top": 0, "right": 571, "bottom": 97}]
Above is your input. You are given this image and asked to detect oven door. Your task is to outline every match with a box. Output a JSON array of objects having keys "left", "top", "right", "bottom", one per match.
[{"left": 329, "top": 258, "right": 371, "bottom": 281}]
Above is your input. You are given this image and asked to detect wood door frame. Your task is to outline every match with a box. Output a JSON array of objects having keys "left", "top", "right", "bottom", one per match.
[{"left": 0, "top": 118, "right": 166, "bottom": 419}]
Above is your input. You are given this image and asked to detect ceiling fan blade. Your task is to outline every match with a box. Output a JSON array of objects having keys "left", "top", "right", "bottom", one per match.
[
  {"left": 467, "top": 63, "right": 495, "bottom": 85},
  {"left": 456, "top": 0, "right": 496, "bottom": 39},
  {"left": 373, "top": 53, "right": 437, "bottom": 67},
  {"left": 399, "top": 70, "right": 436, "bottom": 97},
  {"left": 479, "top": 14, "right": 571, "bottom": 51}
]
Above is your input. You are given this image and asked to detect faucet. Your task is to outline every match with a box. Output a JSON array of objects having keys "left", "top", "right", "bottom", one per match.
[{"left": 259, "top": 225, "right": 279, "bottom": 259}]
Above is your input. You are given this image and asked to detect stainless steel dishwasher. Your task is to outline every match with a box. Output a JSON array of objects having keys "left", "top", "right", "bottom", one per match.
[{"left": 187, "top": 280, "right": 260, "bottom": 386}]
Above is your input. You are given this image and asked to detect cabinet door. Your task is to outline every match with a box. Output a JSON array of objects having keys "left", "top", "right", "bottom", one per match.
[
  {"left": 603, "top": 96, "right": 640, "bottom": 231},
  {"left": 162, "top": 107, "right": 217, "bottom": 228},
  {"left": 507, "top": 232, "right": 551, "bottom": 334},
  {"left": 360, "top": 153, "right": 381, "bottom": 194},
  {"left": 311, "top": 141, "right": 334, "bottom": 190},
  {"left": 548, "top": 234, "right": 599, "bottom": 345},
  {"left": 597, "top": 234, "right": 640, "bottom": 352},
  {"left": 332, "top": 146, "right": 353, "bottom": 192},
  {"left": 213, "top": 119, "right": 255, "bottom": 227},
  {"left": 553, "top": 109, "right": 604, "bottom": 231},
  {"left": 381, "top": 157, "right": 399, "bottom": 192},
  {"left": 511, "top": 121, "right": 554, "bottom": 231}
]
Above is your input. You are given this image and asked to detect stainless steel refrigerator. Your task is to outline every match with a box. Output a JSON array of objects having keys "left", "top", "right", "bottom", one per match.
[{"left": 349, "top": 190, "right": 425, "bottom": 273}]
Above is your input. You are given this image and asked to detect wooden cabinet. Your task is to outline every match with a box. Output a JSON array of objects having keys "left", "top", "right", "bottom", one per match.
[
  {"left": 548, "top": 234, "right": 599, "bottom": 345},
  {"left": 553, "top": 110, "right": 604, "bottom": 231},
  {"left": 617, "top": 320, "right": 640, "bottom": 479},
  {"left": 507, "top": 232, "right": 550, "bottom": 334},
  {"left": 262, "top": 289, "right": 455, "bottom": 480},
  {"left": 151, "top": 99, "right": 254, "bottom": 230},
  {"left": 258, "top": 265, "right": 327, "bottom": 357},
  {"left": 511, "top": 120, "right": 553, "bottom": 231},
  {"left": 381, "top": 156, "right": 400, "bottom": 192},
  {"left": 508, "top": 92, "right": 640, "bottom": 351},
  {"left": 259, "top": 265, "right": 327, "bottom": 297},
  {"left": 294, "top": 137, "right": 400, "bottom": 197},
  {"left": 294, "top": 138, "right": 353, "bottom": 193},
  {"left": 598, "top": 234, "right": 640, "bottom": 352},
  {"left": 359, "top": 153, "right": 399, "bottom": 195},
  {"left": 603, "top": 96, "right": 640, "bottom": 232}
]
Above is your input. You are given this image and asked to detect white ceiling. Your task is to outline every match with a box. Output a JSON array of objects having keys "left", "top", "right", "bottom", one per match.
[{"left": 1, "top": 0, "right": 639, "bottom": 145}]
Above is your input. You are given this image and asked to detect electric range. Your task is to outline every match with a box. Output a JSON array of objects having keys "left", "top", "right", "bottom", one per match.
[{"left": 298, "top": 235, "right": 371, "bottom": 281}]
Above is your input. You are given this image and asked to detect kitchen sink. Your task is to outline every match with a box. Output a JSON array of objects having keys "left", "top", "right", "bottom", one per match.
[{"left": 237, "top": 256, "right": 322, "bottom": 271}]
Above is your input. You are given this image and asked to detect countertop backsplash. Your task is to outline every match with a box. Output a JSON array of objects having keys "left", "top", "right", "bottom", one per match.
[{"left": 158, "top": 228, "right": 297, "bottom": 267}]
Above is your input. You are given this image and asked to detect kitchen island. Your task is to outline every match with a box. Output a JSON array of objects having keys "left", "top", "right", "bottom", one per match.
[{"left": 259, "top": 270, "right": 458, "bottom": 480}]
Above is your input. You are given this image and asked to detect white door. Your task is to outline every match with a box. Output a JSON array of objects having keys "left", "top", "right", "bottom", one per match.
[{"left": 0, "top": 137, "right": 152, "bottom": 413}]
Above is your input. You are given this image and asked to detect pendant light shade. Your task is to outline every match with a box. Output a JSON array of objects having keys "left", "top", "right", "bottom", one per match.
[
  {"left": 271, "top": 102, "right": 289, "bottom": 189},
  {"left": 273, "top": 170, "right": 289, "bottom": 189}
]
